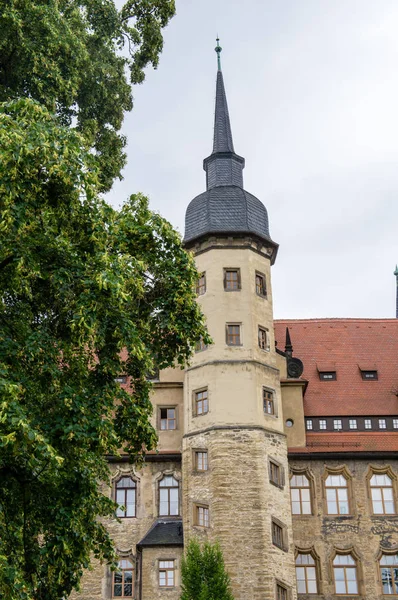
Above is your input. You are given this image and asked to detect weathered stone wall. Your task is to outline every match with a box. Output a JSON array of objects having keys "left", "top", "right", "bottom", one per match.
[
  {"left": 183, "top": 427, "right": 297, "bottom": 600},
  {"left": 72, "top": 458, "right": 181, "bottom": 600},
  {"left": 290, "top": 456, "right": 398, "bottom": 599}
]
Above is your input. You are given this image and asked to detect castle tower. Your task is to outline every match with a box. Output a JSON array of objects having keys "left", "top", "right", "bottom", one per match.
[{"left": 182, "top": 42, "right": 297, "bottom": 600}]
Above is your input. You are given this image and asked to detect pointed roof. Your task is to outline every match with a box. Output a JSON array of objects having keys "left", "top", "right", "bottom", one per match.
[{"left": 213, "top": 70, "right": 235, "bottom": 153}]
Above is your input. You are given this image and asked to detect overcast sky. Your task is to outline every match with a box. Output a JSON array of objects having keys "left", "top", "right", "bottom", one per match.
[{"left": 107, "top": 0, "right": 398, "bottom": 319}]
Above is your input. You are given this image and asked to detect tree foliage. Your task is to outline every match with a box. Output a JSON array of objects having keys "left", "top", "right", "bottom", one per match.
[
  {"left": 0, "top": 98, "right": 210, "bottom": 600},
  {"left": 0, "top": 0, "right": 176, "bottom": 191},
  {"left": 180, "top": 539, "right": 235, "bottom": 600}
]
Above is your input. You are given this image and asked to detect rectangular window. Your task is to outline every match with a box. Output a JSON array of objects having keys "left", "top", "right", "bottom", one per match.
[
  {"left": 349, "top": 419, "right": 357, "bottom": 430},
  {"left": 319, "top": 419, "right": 327, "bottom": 430},
  {"left": 159, "top": 407, "right": 176, "bottom": 431},
  {"left": 269, "top": 461, "right": 283, "bottom": 487},
  {"left": 224, "top": 268, "right": 241, "bottom": 291},
  {"left": 226, "top": 323, "right": 241, "bottom": 346},
  {"left": 364, "top": 419, "right": 372, "bottom": 429},
  {"left": 379, "top": 419, "right": 387, "bottom": 429},
  {"left": 290, "top": 474, "right": 312, "bottom": 515},
  {"left": 114, "top": 376, "right": 127, "bottom": 384},
  {"left": 393, "top": 419, "right": 398, "bottom": 429},
  {"left": 325, "top": 474, "right": 350, "bottom": 515},
  {"left": 258, "top": 326, "right": 270, "bottom": 351},
  {"left": 195, "top": 451, "right": 208, "bottom": 471},
  {"left": 159, "top": 560, "right": 175, "bottom": 587},
  {"left": 194, "top": 389, "right": 208, "bottom": 416},
  {"left": 263, "top": 389, "right": 275, "bottom": 415},
  {"left": 319, "top": 372, "right": 336, "bottom": 381},
  {"left": 361, "top": 370, "right": 378, "bottom": 380},
  {"left": 113, "top": 559, "right": 133, "bottom": 598},
  {"left": 306, "top": 419, "right": 313, "bottom": 430},
  {"left": 195, "top": 504, "right": 209, "bottom": 527},
  {"left": 276, "top": 583, "right": 288, "bottom": 600},
  {"left": 333, "top": 419, "right": 342, "bottom": 430},
  {"left": 255, "top": 271, "right": 267, "bottom": 297},
  {"left": 272, "top": 520, "right": 285, "bottom": 550},
  {"left": 196, "top": 272, "right": 206, "bottom": 295}
]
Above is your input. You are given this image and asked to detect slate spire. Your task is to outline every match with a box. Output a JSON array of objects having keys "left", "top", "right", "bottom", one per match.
[{"left": 203, "top": 39, "right": 245, "bottom": 190}]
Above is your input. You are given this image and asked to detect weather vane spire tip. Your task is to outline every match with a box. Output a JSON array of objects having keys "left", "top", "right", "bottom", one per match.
[{"left": 215, "top": 36, "right": 222, "bottom": 71}]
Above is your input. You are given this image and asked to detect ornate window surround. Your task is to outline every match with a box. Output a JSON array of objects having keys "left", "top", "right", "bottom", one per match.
[
  {"left": 328, "top": 546, "right": 363, "bottom": 597},
  {"left": 322, "top": 465, "right": 354, "bottom": 517},
  {"left": 366, "top": 465, "right": 397, "bottom": 517},
  {"left": 294, "top": 546, "right": 322, "bottom": 595},
  {"left": 290, "top": 467, "right": 316, "bottom": 517}
]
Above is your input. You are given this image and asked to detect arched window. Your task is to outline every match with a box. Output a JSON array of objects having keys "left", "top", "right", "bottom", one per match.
[
  {"left": 333, "top": 554, "right": 358, "bottom": 595},
  {"left": 159, "top": 475, "right": 179, "bottom": 516},
  {"left": 296, "top": 553, "right": 318, "bottom": 594},
  {"left": 370, "top": 473, "right": 395, "bottom": 515},
  {"left": 115, "top": 477, "right": 136, "bottom": 518},
  {"left": 290, "top": 473, "right": 312, "bottom": 515},
  {"left": 113, "top": 558, "right": 133, "bottom": 598},
  {"left": 325, "top": 473, "right": 350, "bottom": 515},
  {"left": 379, "top": 554, "right": 398, "bottom": 595}
]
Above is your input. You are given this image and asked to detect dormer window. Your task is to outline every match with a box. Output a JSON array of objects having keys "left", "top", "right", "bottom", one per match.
[
  {"left": 361, "top": 370, "right": 378, "bottom": 380},
  {"left": 319, "top": 372, "right": 336, "bottom": 381}
]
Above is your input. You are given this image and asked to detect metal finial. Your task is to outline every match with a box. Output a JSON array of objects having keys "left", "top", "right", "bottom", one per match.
[{"left": 215, "top": 36, "right": 222, "bottom": 71}]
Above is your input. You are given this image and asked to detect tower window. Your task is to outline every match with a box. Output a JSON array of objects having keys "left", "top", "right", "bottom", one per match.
[
  {"left": 194, "top": 451, "right": 208, "bottom": 471},
  {"left": 196, "top": 272, "right": 206, "bottom": 295},
  {"left": 195, "top": 337, "right": 207, "bottom": 352},
  {"left": 194, "top": 389, "right": 208, "bottom": 416},
  {"left": 276, "top": 583, "right": 288, "bottom": 600},
  {"left": 269, "top": 460, "right": 284, "bottom": 488},
  {"left": 263, "top": 389, "right": 275, "bottom": 415},
  {"left": 223, "top": 268, "right": 241, "bottom": 291},
  {"left": 226, "top": 323, "right": 241, "bottom": 346},
  {"left": 271, "top": 519, "right": 286, "bottom": 551},
  {"left": 159, "top": 407, "right": 176, "bottom": 430},
  {"left": 195, "top": 504, "right": 209, "bottom": 527},
  {"left": 255, "top": 271, "right": 267, "bottom": 297},
  {"left": 258, "top": 326, "right": 270, "bottom": 351}
]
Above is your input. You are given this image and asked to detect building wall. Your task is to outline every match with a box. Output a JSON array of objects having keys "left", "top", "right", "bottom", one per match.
[{"left": 290, "top": 456, "right": 398, "bottom": 599}]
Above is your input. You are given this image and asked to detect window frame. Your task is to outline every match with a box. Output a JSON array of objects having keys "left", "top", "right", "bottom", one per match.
[
  {"left": 258, "top": 325, "right": 270, "bottom": 351},
  {"left": 194, "top": 503, "right": 210, "bottom": 528},
  {"left": 226, "top": 323, "right": 242, "bottom": 346},
  {"left": 271, "top": 517, "right": 288, "bottom": 552},
  {"left": 367, "top": 467, "right": 397, "bottom": 516},
  {"left": 263, "top": 387, "right": 276, "bottom": 416},
  {"left": 195, "top": 337, "right": 207, "bottom": 352},
  {"left": 332, "top": 551, "right": 360, "bottom": 596},
  {"left": 158, "top": 474, "right": 180, "bottom": 517},
  {"left": 158, "top": 559, "right": 176, "bottom": 588},
  {"left": 193, "top": 449, "right": 208, "bottom": 472},
  {"left": 114, "top": 476, "right": 137, "bottom": 519},
  {"left": 255, "top": 270, "right": 267, "bottom": 298},
  {"left": 295, "top": 550, "right": 320, "bottom": 595},
  {"left": 378, "top": 552, "right": 398, "bottom": 596},
  {"left": 196, "top": 272, "right": 206, "bottom": 296},
  {"left": 319, "top": 371, "right": 337, "bottom": 381},
  {"left": 269, "top": 459, "right": 284, "bottom": 489},
  {"left": 112, "top": 557, "right": 134, "bottom": 598},
  {"left": 361, "top": 369, "right": 378, "bottom": 380},
  {"left": 290, "top": 470, "right": 314, "bottom": 516},
  {"left": 223, "top": 268, "right": 241, "bottom": 291},
  {"left": 158, "top": 406, "right": 177, "bottom": 431},
  {"left": 323, "top": 467, "right": 353, "bottom": 516},
  {"left": 275, "top": 581, "right": 289, "bottom": 600},
  {"left": 193, "top": 388, "right": 209, "bottom": 417}
]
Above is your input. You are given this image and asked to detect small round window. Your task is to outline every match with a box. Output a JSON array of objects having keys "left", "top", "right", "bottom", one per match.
[{"left": 285, "top": 419, "right": 294, "bottom": 428}]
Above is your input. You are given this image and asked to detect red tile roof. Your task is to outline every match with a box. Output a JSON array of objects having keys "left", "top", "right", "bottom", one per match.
[
  {"left": 274, "top": 319, "right": 398, "bottom": 417},
  {"left": 289, "top": 432, "right": 397, "bottom": 454}
]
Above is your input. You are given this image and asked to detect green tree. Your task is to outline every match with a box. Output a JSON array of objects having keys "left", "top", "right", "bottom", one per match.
[
  {"left": 180, "top": 539, "right": 235, "bottom": 600},
  {"left": 0, "top": 98, "right": 210, "bottom": 600},
  {"left": 0, "top": 0, "right": 175, "bottom": 191}
]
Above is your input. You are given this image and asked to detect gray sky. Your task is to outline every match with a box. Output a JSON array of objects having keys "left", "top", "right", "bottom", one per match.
[{"left": 107, "top": 0, "right": 398, "bottom": 319}]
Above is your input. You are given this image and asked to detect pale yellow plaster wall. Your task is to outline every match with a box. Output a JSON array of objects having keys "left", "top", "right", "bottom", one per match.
[
  {"left": 150, "top": 384, "right": 183, "bottom": 451},
  {"left": 140, "top": 546, "right": 183, "bottom": 600},
  {"left": 281, "top": 382, "right": 306, "bottom": 448}
]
